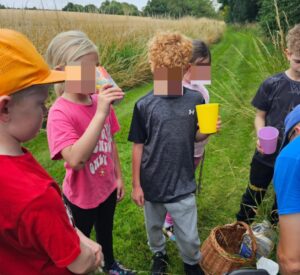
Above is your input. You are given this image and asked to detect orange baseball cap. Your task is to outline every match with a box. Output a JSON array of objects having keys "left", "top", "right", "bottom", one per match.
[{"left": 0, "top": 29, "right": 66, "bottom": 96}]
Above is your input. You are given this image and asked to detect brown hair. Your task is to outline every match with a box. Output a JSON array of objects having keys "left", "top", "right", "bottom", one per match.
[
  {"left": 286, "top": 24, "right": 300, "bottom": 56},
  {"left": 190, "top": 40, "right": 211, "bottom": 64},
  {"left": 148, "top": 32, "right": 192, "bottom": 71}
]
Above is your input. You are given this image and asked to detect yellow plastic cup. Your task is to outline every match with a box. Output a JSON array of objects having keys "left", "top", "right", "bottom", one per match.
[{"left": 196, "top": 103, "right": 219, "bottom": 134}]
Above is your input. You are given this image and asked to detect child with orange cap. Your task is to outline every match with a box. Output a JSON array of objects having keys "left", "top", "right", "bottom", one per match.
[{"left": 0, "top": 29, "right": 106, "bottom": 274}]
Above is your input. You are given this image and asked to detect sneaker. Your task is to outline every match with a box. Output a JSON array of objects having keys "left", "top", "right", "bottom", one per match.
[
  {"left": 183, "top": 263, "right": 205, "bottom": 275},
  {"left": 162, "top": 226, "right": 176, "bottom": 241},
  {"left": 151, "top": 252, "right": 169, "bottom": 275},
  {"left": 107, "top": 261, "right": 136, "bottom": 275}
]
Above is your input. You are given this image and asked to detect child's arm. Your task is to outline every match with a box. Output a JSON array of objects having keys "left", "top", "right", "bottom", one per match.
[
  {"left": 195, "top": 132, "right": 209, "bottom": 142},
  {"left": 131, "top": 143, "right": 144, "bottom": 207},
  {"left": 112, "top": 141, "right": 125, "bottom": 202},
  {"left": 277, "top": 214, "right": 300, "bottom": 274},
  {"left": 67, "top": 232, "right": 102, "bottom": 274},
  {"left": 255, "top": 109, "right": 266, "bottom": 154},
  {"left": 61, "top": 86, "right": 124, "bottom": 170}
]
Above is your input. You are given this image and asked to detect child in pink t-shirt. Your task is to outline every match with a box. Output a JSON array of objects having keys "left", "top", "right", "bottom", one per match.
[
  {"left": 46, "top": 31, "right": 135, "bottom": 275},
  {"left": 163, "top": 40, "right": 211, "bottom": 241}
]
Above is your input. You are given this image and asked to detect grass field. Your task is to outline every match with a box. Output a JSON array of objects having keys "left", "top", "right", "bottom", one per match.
[
  {"left": 0, "top": 9, "right": 225, "bottom": 90},
  {"left": 22, "top": 22, "right": 287, "bottom": 274}
]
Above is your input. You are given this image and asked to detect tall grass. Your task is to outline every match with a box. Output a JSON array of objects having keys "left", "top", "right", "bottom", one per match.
[
  {"left": 209, "top": 22, "right": 287, "bottom": 230},
  {"left": 0, "top": 9, "right": 225, "bottom": 90}
]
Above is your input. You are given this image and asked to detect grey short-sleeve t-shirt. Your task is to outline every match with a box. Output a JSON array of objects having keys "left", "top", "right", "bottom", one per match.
[{"left": 128, "top": 87, "right": 205, "bottom": 202}]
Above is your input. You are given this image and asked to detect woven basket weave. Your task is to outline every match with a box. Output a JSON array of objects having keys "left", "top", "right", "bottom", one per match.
[{"left": 200, "top": 222, "right": 257, "bottom": 275}]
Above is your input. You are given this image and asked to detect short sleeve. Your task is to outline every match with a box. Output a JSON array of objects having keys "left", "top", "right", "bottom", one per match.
[
  {"left": 18, "top": 187, "right": 81, "bottom": 268},
  {"left": 251, "top": 79, "right": 272, "bottom": 111},
  {"left": 128, "top": 102, "right": 147, "bottom": 143},
  {"left": 47, "top": 108, "right": 80, "bottom": 160},
  {"left": 109, "top": 106, "right": 120, "bottom": 136},
  {"left": 274, "top": 154, "right": 300, "bottom": 215}
]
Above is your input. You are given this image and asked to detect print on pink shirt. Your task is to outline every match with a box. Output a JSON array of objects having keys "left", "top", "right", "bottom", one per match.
[{"left": 89, "top": 123, "right": 113, "bottom": 175}]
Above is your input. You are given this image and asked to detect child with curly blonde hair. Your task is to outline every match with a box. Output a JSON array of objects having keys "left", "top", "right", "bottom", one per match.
[{"left": 128, "top": 32, "right": 218, "bottom": 275}]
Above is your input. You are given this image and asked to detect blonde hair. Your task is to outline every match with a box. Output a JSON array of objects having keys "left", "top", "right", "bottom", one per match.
[
  {"left": 286, "top": 24, "right": 300, "bottom": 56},
  {"left": 46, "top": 30, "right": 98, "bottom": 95},
  {"left": 148, "top": 32, "right": 192, "bottom": 71}
]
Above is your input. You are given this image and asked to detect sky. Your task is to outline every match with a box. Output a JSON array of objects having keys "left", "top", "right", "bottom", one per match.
[
  {"left": 0, "top": 0, "right": 221, "bottom": 11},
  {"left": 0, "top": 0, "right": 149, "bottom": 11}
]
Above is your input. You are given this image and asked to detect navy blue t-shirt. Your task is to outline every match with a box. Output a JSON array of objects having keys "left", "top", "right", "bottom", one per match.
[{"left": 252, "top": 72, "right": 300, "bottom": 167}]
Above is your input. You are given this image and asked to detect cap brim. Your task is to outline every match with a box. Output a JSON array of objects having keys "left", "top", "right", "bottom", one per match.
[{"left": 39, "top": 70, "right": 66, "bottom": 85}]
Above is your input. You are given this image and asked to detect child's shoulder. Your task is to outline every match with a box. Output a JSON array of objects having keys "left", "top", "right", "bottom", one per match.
[
  {"left": 49, "top": 96, "right": 67, "bottom": 111},
  {"left": 183, "top": 86, "right": 205, "bottom": 102},
  {"left": 262, "top": 72, "right": 286, "bottom": 86},
  {"left": 135, "top": 90, "right": 154, "bottom": 106}
]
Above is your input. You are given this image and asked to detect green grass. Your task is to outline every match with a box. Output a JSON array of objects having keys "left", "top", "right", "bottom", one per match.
[{"left": 25, "top": 25, "right": 285, "bottom": 274}]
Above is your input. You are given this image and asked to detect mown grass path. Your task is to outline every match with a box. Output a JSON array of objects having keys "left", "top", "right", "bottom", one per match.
[{"left": 27, "top": 26, "right": 277, "bottom": 274}]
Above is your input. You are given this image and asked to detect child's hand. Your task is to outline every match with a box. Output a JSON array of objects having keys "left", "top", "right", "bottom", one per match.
[
  {"left": 76, "top": 228, "right": 104, "bottom": 271},
  {"left": 256, "top": 139, "right": 264, "bottom": 154},
  {"left": 132, "top": 186, "right": 144, "bottom": 207},
  {"left": 116, "top": 178, "right": 125, "bottom": 202},
  {"left": 97, "top": 84, "right": 124, "bottom": 117}
]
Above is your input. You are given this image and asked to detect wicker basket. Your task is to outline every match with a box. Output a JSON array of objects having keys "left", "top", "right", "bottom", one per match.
[{"left": 200, "top": 222, "right": 257, "bottom": 275}]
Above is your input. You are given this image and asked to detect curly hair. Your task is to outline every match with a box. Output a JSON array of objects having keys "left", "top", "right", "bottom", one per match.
[
  {"left": 286, "top": 24, "right": 300, "bottom": 56},
  {"left": 148, "top": 32, "right": 192, "bottom": 71}
]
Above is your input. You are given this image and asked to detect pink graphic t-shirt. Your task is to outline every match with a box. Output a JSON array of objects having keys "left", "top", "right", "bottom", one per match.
[{"left": 47, "top": 95, "right": 120, "bottom": 209}]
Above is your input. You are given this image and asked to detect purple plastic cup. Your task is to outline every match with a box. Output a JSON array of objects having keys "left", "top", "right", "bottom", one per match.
[{"left": 258, "top": 126, "right": 279, "bottom": 154}]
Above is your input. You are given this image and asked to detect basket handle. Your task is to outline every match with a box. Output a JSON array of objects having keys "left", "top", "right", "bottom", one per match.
[{"left": 236, "top": 221, "right": 257, "bottom": 261}]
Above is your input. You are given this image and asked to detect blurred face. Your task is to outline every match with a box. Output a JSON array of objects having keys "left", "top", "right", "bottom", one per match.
[
  {"left": 64, "top": 52, "right": 99, "bottom": 94},
  {"left": 286, "top": 49, "right": 300, "bottom": 74},
  {"left": 8, "top": 86, "right": 49, "bottom": 142},
  {"left": 184, "top": 56, "right": 210, "bottom": 82}
]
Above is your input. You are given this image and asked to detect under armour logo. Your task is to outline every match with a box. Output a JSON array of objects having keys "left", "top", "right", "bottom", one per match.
[{"left": 189, "top": 109, "right": 195, "bottom": 115}]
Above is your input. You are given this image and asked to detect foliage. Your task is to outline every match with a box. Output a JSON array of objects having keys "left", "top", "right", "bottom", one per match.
[
  {"left": 62, "top": 2, "right": 85, "bottom": 12},
  {"left": 62, "top": 1, "right": 140, "bottom": 15},
  {"left": 83, "top": 4, "right": 98, "bottom": 13},
  {"left": 259, "top": 0, "right": 300, "bottom": 37},
  {"left": 100, "top": 0, "right": 140, "bottom": 16},
  {"left": 218, "top": 0, "right": 259, "bottom": 23},
  {"left": 142, "top": 0, "right": 217, "bottom": 18},
  {"left": 0, "top": 4, "right": 5, "bottom": 9},
  {"left": 218, "top": 0, "right": 300, "bottom": 38}
]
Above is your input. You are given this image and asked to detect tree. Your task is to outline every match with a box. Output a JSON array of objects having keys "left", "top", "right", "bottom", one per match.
[
  {"left": 84, "top": 4, "right": 97, "bottom": 13},
  {"left": 0, "top": 4, "right": 6, "bottom": 9},
  {"left": 259, "top": 0, "right": 300, "bottom": 36},
  {"left": 100, "top": 1, "right": 140, "bottom": 16},
  {"left": 143, "top": 0, "right": 216, "bottom": 18},
  {"left": 100, "top": 0, "right": 123, "bottom": 14},
  {"left": 218, "top": 0, "right": 259, "bottom": 23},
  {"left": 143, "top": 0, "right": 168, "bottom": 16},
  {"left": 121, "top": 3, "right": 140, "bottom": 16},
  {"left": 62, "top": 2, "right": 84, "bottom": 12},
  {"left": 62, "top": 2, "right": 74, "bottom": 11}
]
